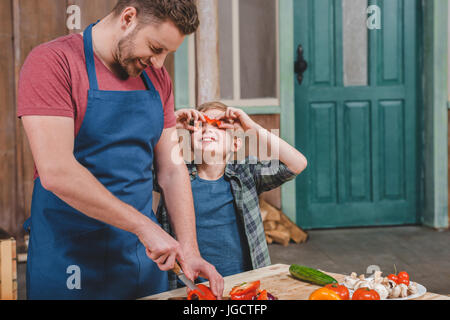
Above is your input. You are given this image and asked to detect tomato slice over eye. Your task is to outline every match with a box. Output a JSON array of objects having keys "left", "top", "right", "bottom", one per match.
[{"left": 204, "top": 115, "right": 223, "bottom": 127}]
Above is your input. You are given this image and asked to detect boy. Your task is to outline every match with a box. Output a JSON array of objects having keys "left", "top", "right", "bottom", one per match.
[{"left": 156, "top": 102, "right": 307, "bottom": 288}]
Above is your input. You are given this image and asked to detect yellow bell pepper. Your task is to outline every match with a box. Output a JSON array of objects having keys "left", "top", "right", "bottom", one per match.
[{"left": 309, "top": 287, "right": 343, "bottom": 300}]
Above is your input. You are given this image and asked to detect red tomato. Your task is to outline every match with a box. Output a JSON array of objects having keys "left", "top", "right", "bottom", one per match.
[
  {"left": 397, "top": 271, "right": 409, "bottom": 282},
  {"left": 324, "top": 283, "right": 350, "bottom": 300},
  {"left": 397, "top": 278, "right": 410, "bottom": 286},
  {"left": 352, "top": 288, "right": 381, "bottom": 300},
  {"left": 387, "top": 274, "right": 398, "bottom": 283}
]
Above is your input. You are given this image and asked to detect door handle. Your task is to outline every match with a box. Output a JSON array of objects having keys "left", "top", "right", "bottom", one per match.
[{"left": 294, "top": 44, "right": 308, "bottom": 85}]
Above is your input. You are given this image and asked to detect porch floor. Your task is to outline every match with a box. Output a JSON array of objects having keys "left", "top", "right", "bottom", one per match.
[
  {"left": 269, "top": 226, "right": 450, "bottom": 295},
  {"left": 17, "top": 226, "right": 450, "bottom": 299}
]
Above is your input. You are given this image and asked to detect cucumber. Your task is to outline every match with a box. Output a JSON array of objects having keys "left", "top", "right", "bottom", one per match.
[{"left": 289, "top": 264, "right": 338, "bottom": 286}]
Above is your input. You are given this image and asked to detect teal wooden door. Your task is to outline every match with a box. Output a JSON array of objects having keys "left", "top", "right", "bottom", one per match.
[{"left": 294, "top": 0, "right": 420, "bottom": 229}]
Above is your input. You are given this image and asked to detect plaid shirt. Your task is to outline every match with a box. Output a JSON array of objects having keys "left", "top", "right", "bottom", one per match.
[{"left": 155, "top": 157, "right": 297, "bottom": 288}]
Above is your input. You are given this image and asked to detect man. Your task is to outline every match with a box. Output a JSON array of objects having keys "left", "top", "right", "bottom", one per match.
[{"left": 17, "top": 0, "right": 223, "bottom": 300}]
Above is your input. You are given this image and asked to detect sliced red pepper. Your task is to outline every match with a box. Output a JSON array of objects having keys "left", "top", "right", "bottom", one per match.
[
  {"left": 187, "top": 284, "right": 217, "bottom": 300},
  {"left": 255, "top": 290, "right": 269, "bottom": 300},
  {"left": 230, "top": 291, "right": 258, "bottom": 300},
  {"left": 204, "top": 115, "right": 223, "bottom": 128},
  {"left": 229, "top": 281, "right": 260, "bottom": 300}
]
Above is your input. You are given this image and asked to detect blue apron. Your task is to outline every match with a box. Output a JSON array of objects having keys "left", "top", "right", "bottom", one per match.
[{"left": 25, "top": 22, "right": 168, "bottom": 300}]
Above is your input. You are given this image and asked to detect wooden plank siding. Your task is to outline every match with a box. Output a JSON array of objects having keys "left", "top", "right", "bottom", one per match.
[
  {"left": 0, "top": 0, "right": 17, "bottom": 238},
  {"left": 250, "top": 114, "right": 282, "bottom": 210},
  {"left": 1, "top": 1, "right": 176, "bottom": 244}
]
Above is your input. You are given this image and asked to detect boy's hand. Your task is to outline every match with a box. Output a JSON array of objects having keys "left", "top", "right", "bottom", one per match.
[
  {"left": 224, "top": 107, "right": 261, "bottom": 132},
  {"left": 175, "top": 109, "right": 206, "bottom": 132}
]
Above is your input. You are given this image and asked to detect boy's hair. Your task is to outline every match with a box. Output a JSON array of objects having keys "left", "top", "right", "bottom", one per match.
[
  {"left": 112, "top": 0, "right": 199, "bottom": 35},
  {"left": 197, "top": 101, "right": 228, "bottom": 113}
]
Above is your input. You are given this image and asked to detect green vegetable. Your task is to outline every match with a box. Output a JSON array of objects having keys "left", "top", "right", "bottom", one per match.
[{"left": 289, "top": 265, "right": 338, "bottom": 286}]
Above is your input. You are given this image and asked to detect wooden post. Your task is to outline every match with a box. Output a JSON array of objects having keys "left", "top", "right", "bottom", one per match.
[
  {"left": 423, "top": 0, "right": 449, "bottom": 229},
  {"left": 195, "top": 0, "right": 221, "bottom": 105},
  {"left": 0, "top": 238, "right": 17, "bottom": 300}
]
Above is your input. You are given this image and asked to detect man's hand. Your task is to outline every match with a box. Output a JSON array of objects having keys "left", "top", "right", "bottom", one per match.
[
  {"left": 134, "top": 220, "right": 187, "bottom": 274},
  {"left": 183, "top": 253, "right": 225, "bottom": 300}
]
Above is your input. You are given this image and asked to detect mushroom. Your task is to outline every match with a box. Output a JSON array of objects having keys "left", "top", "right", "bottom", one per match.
[
  {"left": 354, "top": 278, "right": 373, "bottom": 290},
  {"left": 389, "top": 284, "right": 401, "bottom": 298},
  {"left": 381, "top": 277, "right": 391, "bottom": 287},
  {"left": 373, "top": 271, "right": 383, "bottom": 284},
  {"left": 344, "top": 272, "right": 359, "bottom": 290},
  {"left": 408, "top": 282, "right": 418, "bottom": 295},
  {"left": 399, "top": 284, "right": 409, "bottom": 298},
  {"left": 373, "top": 283, "right": 389, "bottom": 300}
]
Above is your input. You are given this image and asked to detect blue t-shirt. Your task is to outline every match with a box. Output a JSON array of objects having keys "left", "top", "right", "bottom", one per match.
[{"left": 191, "top": 175, "right": 251, "bottom": 278}]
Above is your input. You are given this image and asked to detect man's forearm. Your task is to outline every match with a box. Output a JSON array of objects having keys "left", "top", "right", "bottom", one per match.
[
  {"left": 158, "top": 165, "right": 200, "bottom": 257},
  {"left": 43, "top": 158, "right": 156, "bottom": 237}
]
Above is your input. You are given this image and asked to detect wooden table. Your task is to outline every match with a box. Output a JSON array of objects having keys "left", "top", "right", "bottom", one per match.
[{"left": 143, "top": 264, "right": 450, "bottom": 300}]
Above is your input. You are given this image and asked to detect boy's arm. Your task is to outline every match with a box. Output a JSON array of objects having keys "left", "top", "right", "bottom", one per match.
[
  {"left": 251, "top": 159, "right": 298, "bottom": 194},
  {"left": 225, "top": 107, "right": 307, "bottom": 168}
]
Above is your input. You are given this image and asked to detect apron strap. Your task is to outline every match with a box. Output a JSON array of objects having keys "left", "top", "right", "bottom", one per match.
[
  {"left": 83, "top": 22, "right": 100, "bottom": 90},
  {"left": 140, "top": 70, "right": 158, "bottom": 93}
]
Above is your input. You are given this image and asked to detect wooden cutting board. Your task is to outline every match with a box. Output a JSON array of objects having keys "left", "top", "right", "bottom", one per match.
[{"left": 142, "top": 264, "right": 450, "bottom": 300}]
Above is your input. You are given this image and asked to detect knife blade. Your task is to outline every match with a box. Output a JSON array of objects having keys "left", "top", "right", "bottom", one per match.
[{"left": 172, "top": 261, "right": 200, "bottom": 292}]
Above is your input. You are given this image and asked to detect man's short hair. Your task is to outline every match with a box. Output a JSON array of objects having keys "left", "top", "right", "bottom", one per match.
[{"left": 112, "top": 0, "right": 199, "bottom": 35}]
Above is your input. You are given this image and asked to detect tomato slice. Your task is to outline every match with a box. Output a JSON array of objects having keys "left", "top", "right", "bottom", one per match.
[
  {"left": 187, "top": 284, "right": 217, "bottom": 300},
  {"left": 204, "top": 115, "right": 223, "bottom": 128}
]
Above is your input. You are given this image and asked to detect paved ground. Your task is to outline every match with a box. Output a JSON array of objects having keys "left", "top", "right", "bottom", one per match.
[
  {"left": 269, "top": 226, "right": 450, "bottom": 295},
  {"left": 17, "top": 226, "right": 450, "bottom": 299}
]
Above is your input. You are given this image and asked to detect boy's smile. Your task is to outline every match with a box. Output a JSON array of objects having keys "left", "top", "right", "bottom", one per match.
[{"left": 192, "top": 109, "right": 237, "bottom": 163}]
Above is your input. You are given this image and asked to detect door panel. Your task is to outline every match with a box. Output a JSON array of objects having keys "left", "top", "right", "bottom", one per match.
[
  {"left": 310, "top": 103, "right": 337, "bottom": 204},
  {"left": 295, "top": 0, "right": 419, "bottom": 229},
  {"left": 344, "top": 101, "right": 371, "bottom": 203}
]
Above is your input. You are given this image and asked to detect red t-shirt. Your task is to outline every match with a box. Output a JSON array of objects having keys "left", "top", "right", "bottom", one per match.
[{"left": 17, "top": 33, "right": 176, "bottom": 180}]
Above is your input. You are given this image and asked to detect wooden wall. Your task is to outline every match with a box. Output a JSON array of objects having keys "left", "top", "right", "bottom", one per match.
[
  {"left": 250, "top": 115, "right": 282, "bottom": 209},
  {"left": 0, "top": 0, "right": 175, "bottom": 243}
]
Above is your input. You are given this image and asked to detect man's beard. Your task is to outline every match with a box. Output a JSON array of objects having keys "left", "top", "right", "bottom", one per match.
[{"left": 111, "top": 28, "right": 146, "bottom": 79}]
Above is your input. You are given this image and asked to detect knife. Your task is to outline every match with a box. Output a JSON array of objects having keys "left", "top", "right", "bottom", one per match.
[{"left": 172, "top": 261, "right": 200, "bottom": 292}]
